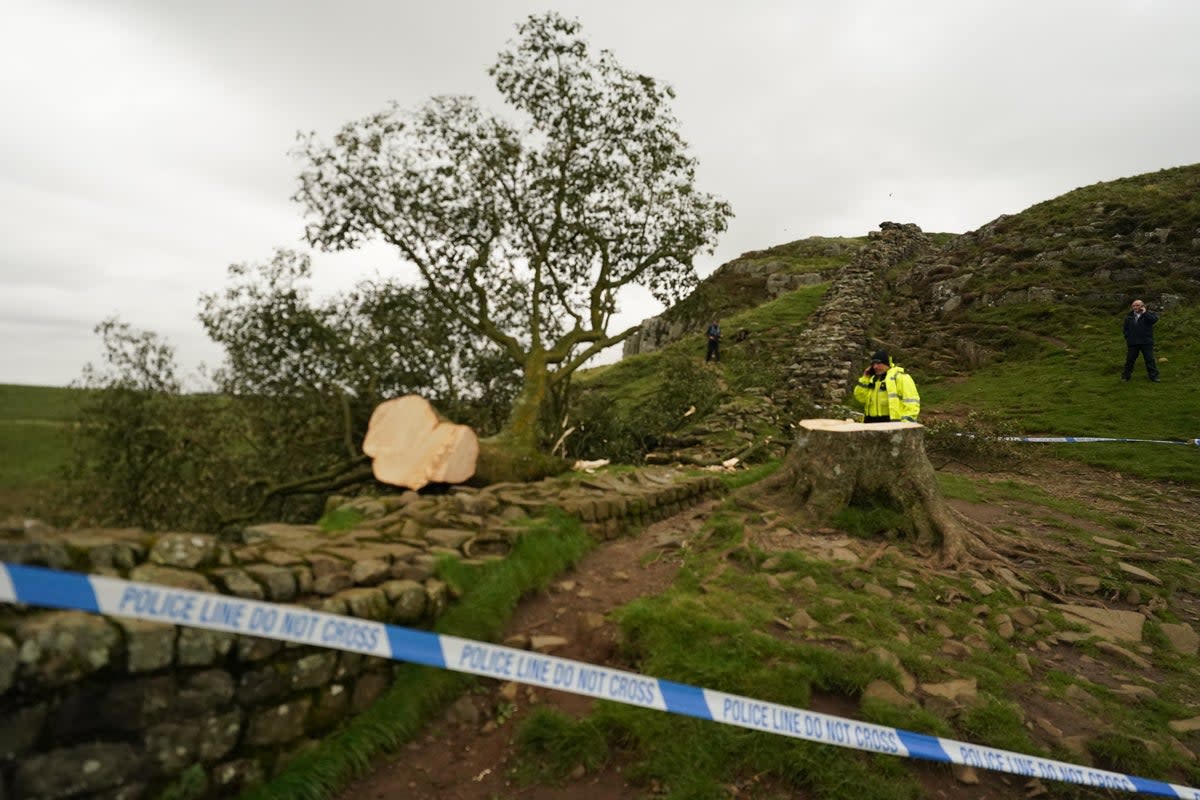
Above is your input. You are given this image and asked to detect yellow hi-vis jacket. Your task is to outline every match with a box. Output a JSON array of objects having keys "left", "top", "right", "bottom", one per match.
[{"left": 853, "top": 365, "right": 921, "bottom": 421}]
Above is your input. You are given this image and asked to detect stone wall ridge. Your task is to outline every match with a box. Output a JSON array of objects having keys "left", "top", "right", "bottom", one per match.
[{"left": 0, "top": 466, "right": 722, "bottom": 798}]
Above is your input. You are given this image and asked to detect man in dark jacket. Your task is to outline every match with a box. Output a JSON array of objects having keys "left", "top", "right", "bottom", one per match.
[
  {"left": 705, "top": 320, "right": 721, "bottom": 363},
  {"left": 1121, "top": 299, "right": 1160, "bottom": 382}
]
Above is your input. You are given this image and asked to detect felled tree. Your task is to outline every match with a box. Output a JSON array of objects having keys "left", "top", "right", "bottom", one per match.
[
  {"left": 293, "top": 12, "right": 732, "bottom": 477},
  {"left": 362, "top": 396, "right": 479, "bottom": 490},
  {"left": 761, "top": 420, "right": 1005, "bottom": 567}
]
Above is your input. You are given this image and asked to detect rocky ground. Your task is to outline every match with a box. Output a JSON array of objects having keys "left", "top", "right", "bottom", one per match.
[{"left": 336, "top": 457, "right": 1200, "bottom": 800}]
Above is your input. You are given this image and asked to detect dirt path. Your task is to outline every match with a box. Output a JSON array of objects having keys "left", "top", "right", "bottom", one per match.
[
  {"left": 337, "top": 460, "right": 1200, "bottom": 800},
  {"left": 337, "top": 502, "right": 714, "bottom": 800}
]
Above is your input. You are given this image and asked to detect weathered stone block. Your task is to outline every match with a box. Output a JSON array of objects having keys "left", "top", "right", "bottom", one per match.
[
  {"left": 289, "top": 651, "right": 338, "bottom": 691},
  {"left": 145, "top": 719, "right": 201, "bottom": 773},
  {"left": 240, "top": 522, "right": 320, "bottom": 545},
  {"left": 244, "top": 564, "right": 297, "bottom": 601},
  {"left": 306, "top": 554, "right": 346, "bottom": 577},
  {"left": 116, "top": 618, "right": 176, "bottom": 673},
  {"left": 236, "top": 635, "right": 283, "bottom": 662},
  {"left": 258, "top": 547, "right": 303, "bottom": 567},
  {"left": 149, "top": 533, "right": 217, "bottom": 569},
  {"left": 0, "top": 632, "right": 16, "bottom": 694},
  {"left": 197, "top": 710, "right": 242, "bottom": 762},
  {"left": 425, "top": 528, "right": 473, "bottom": 549},
  {"left": 244, "top": 699, "right": 312, "bottom": 746},
  {"left": 17, "top": 611, "right": 119, "bottom": 687},
  {"left": 210, "top": 568, "right": 265, "bottom": 600},
  {"left": 176, "top": 627, "right": 234, "bottom": 666},
  {"left": 291, "top": 565, "right": 314, "bottom": 595},
  {"left": 335, "top": 652, "right": 365, "bottom": 680},
  {"left": 312, "top": 572, "right": 353, "bottom": 596},
  {"left": 390, "top": 560, "right": 433, "bottom": 582},
  {"left": 13, "top": 742, "right": 142, "bottom": 799},
  {"left": 237, "top": 665, "right": 287, "bottom": 706},
  {"left": 381, "top": 580, "right": 426, "bottom": 623},
  {"left": 1161, "top": 622, "right": 1200, "bottom": 655},
  {"left": 86, "top": 541, "right": 143, "bottom": 571},
  {"left": 0, "top": 702, "right": 48, "bottom": 760},
  {"left": 308, "top": 683, "right": 350, "bottom": 732},
  {"left": 350, "top": 558, "right": 390, "bottom": 586},
  {"left": 425, "top": 580, "right": 449, "bottom": 618},
  {"left": 97, "top": 676, "right": 176, "bottom": 732},
  {"left": 177, "top": 669, "right": 235, "bottom": 715},
  {"left": 129, "top": 564, "right": 214, "bottom": 593},
  {"left": 334, "top": 587, "right": 389, "bottom": 621},
  {"left": 211, "top": 758, "right": 264, "bottom": 796},
  {"left": 0, "top": 540, "right": 70, "bottom": 569},
  {"left": 352, "top": 671, "right": 390, "bottom": 713}
]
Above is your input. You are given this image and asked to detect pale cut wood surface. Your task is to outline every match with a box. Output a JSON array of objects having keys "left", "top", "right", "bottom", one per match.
[{"left": 362, "top": 395, "right": 479, "bottom": 489}]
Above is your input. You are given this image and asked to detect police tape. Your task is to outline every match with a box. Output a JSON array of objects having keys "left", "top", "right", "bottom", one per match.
[
  {"left": 953, "top": 434, "right": 1200, "bottom": 447},
  {"left": 2, "top": 562, "right": 1197, "bottom": 798}
]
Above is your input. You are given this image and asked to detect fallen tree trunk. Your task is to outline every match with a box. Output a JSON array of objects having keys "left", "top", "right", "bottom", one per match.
[
  {"left": 758, "top": 419, "right": 1002, "bottom": 567},
  {"left": 363, "top": 395, "right": 479, "bottom": 490}
]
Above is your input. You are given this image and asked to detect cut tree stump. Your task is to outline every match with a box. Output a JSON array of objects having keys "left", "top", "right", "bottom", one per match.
[
  {"left": 362, "top": 395, "right": 479, "bottom": 490},
  {"left": 761, "top": 418, "right": 1002, "bottom": 566}
]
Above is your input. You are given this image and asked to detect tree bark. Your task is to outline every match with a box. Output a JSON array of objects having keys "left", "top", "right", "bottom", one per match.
[
  {"left": 505, "top": 351, "right": 551, "bottom": 452},
  {"left": 759, "top": 419, "right": 1000, "bottom": 567}
]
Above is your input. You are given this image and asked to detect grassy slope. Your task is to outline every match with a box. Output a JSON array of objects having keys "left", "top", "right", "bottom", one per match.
[
  {"left": 0, "top": 384, "right": 87, "bottom": 516},
  {"left": 915, "top": 164, "right": 1200, "bottom": 485},
  {"left": 923, "top": 302, "right": 1200, "bottom": 484}
]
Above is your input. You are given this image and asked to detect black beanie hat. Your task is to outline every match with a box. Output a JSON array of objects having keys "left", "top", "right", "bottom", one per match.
[{"left": 870, "top": 350, "right": 889, "bottom": 364}]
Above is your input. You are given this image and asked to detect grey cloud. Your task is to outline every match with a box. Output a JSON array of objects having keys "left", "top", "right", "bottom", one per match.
[{"left": 3, "top": 0, "right": 1198, "bottom": 385}]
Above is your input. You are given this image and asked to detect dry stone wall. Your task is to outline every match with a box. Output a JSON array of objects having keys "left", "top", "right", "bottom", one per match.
[
  {"left": 0, "top": 468, "right": 721, "bottom": 799},
  {"left": 784, "top": 222, "right": 932, "bottom": 406}
]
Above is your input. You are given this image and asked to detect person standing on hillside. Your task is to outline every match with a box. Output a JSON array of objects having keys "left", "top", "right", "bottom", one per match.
[
  {"left": 1121, "top": 299, "right": 1160, "bottom": 382},
  {"left": 705, "top": 320, "right": 722, "bottom": 363},
  {"left": 853, "top": 350, "right": 920, "bottom": 422}
]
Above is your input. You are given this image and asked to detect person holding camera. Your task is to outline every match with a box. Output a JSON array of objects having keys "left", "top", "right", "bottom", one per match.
[
  {"left": 1121, "top": 299, "right": 1160, "bottom": 382},
  {"left": 853, "top": 350, "right": 920, "bottom": 423}
]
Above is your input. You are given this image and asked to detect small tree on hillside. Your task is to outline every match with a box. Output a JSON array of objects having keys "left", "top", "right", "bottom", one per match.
[{"left": 293, "top": 12, "right": 732, "bottom": 469}]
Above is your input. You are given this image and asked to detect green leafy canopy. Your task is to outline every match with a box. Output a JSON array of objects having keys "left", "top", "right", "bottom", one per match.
[{"left": 293, "top": 11, "right": 732, "bottom": 447}]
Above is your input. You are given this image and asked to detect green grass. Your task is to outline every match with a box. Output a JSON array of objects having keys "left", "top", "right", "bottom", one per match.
[
  {"left": 317, "top": 506, "right": 364, "bottom": 533},
  {"left": 923, "top": 303, "right": 1200, "bottom": 485},
  {"left": 0, "top": 383, "right": 90, "bottom": 421},
  {"left": 0, "top": 384, "right": 88, "bottom": 515},
  {"left": 512, "top": 708, "right": 609, "bottom": 785},
  {"left": 569, "top": 284, "right": 828, "bottom": 465},
  {"left": 485, "top": 480, "right": 1200, "bottom": 796},
  {"left": 0, "top": 420, "right": 73, "bottom": 489},
  {"left": 516, "top": 507, "right": 964, "bottom": 798}
]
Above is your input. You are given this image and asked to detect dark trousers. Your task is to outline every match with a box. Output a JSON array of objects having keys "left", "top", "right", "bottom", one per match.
[
  {"left": 1123, "top": 342, "right": 1159, "bottom": 380},
  {"left": 863, "top": 416, "right": 892, "bottom": 423},
  {"left": 706, "top": 339, "right": 720, "bottom": 362}
]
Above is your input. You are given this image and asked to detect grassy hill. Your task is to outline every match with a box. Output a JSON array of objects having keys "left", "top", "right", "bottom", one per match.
[
  {"left": 572, "top": 163, "right": 1200, "bottom": 486},
  {"left": 887, "top": 164, "right": 1200, "bottom": 484},
  {"left": 7, "top": 163, "right": 1200, "bottom": 799},
  {"left": 0, "top": 384, "right": 88, "bottom": 518}
]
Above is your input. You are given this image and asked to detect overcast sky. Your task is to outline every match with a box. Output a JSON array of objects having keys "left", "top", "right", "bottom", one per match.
[{"left": 3, "top": 0, "right": 1198, "bottom": 387}]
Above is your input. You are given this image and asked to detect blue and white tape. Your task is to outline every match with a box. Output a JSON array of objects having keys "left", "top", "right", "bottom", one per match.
[
  {"left": 2, "top": 562, "right": 1197, "bottom": 798},
  {"left": 953, "top": 433, "right": 1200, "bottom": 447}
]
